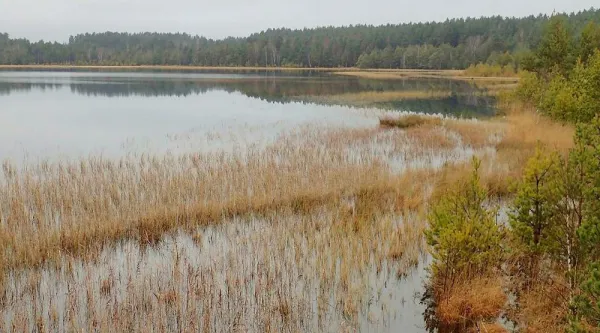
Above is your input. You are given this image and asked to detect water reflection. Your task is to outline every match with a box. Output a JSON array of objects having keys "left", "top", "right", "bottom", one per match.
[
  {"left": 0, "top": 71, "right": 497, "bottom": 161},
  {"left": 378, "top": 94, "right": 496, "bottom": 117},
  {"left": 0, "top": 71, "right": 495, "bottom": 116}
]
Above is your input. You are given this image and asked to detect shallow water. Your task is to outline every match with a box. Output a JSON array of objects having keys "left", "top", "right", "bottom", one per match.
[
  {"left": 2, "top": 212, "right": 429, "bottom": 332},
  {"left": 0, "top": 70, "right": 499, "bottom": 332},
  {"left": 0, "top": 70, "right": 494, "bottom": 161}
]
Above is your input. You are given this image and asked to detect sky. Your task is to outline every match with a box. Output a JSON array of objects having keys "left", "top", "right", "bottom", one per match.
[{"left": 0, "top": 0, "right": 597, "bottom": 42}]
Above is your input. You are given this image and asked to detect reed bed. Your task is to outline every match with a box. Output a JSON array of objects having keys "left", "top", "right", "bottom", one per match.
[
  {"left": 0, "top": 115, "right": 503, "bottom": 275},
  {"left": 0, "top": 131, "right": 391, "bottom": 271},
  {"left": 2, "top": 209, "right": 428, "bottom": 332},
  {"left": 0, "top": 114, "right": 508, "bottom": 331}
]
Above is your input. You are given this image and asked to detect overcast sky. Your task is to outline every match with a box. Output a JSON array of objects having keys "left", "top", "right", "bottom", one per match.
[{"left": 1, "top": 0, "right": 597, "bottom": 42}]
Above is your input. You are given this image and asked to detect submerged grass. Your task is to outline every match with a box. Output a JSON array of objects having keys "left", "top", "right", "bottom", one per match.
[
  {"left": 0, "top": 134, "right": 392, "bottom": 271},
  {"left": 2, "top": 209, "right": 430, "bottom": 332},
  {"left": 0, "top": 118, "right": 485, "bottom": 274},
  {"left": 0, "top": 96, "right": 565, "bottom": 331},
  {"left": 0, "top": 120, "right": 471, "bottom": 331}
]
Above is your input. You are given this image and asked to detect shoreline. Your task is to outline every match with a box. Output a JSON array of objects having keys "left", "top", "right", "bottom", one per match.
[
  {"left": 0, "top": 65, "right": 353, "bottom": 72},
  {"left": 0, "top": 65, "right": 519, "bottom": 81}
]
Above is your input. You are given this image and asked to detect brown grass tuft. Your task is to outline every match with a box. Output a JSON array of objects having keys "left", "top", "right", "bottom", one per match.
[
  {"left": 379, "top": 115, "right": 443, "bottom": 129},
  {"left": 498, "top": 104, "right": 574, "bottom": 154},
  {"left": 100, "top": 278, "right": 112, "bottom": 296},
  {"left": 511, "top": 277, "right": 570, "bottom": 333},
  {"left": 437, "top": 278, "right": 506, "bottom": 326}
]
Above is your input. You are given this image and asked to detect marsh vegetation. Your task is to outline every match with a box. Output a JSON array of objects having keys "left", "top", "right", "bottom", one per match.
[
  {"left": 0, "top": 67, "right": 520, "bottom": 331},
  {"left": 1, "top": 26, "right": 594, "bottom": 330},
  {"left": 422, "top": 15, "right": 600, "bottom": 333}
]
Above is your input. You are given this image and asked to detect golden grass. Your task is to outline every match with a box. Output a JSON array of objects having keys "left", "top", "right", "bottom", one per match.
[
  {"left": 471, "top": 323, "right": 509, "bottom": 333},
  {"left": 510, "top": 277, "right": 570, "bottom": 333},
  {"left": 2, "top": 209, "right": 430, "bottom": 331},
  {"left": 0, "top": 119, "right": 485, "bottom": 274},
  {"left": 445, "top": 119, "right": 504, "bottom": 148},
  {"left": 499, "top": 104, "right": 574, "bottom": 153},
  {"left": 334, "top": 70, "right": 520, "bottom": 82},
  {"left": 434, "top": 100, "right": 573, "bottom": 200},
  {"left": 0, "top": 108, "right": 509, "bottom": 330},
  {"left": 436, "top": 277, "right": 507, "bottom": 330},
  {"left": 0, "top": 85, "right": 574, "bottom": 330},
  {"left": 0, "top": 141, "right": 390, "bottom": 271}
]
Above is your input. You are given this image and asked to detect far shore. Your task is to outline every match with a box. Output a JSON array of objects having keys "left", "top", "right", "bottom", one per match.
[
  {"left": 0, "top": 65, "right": 520, "bottom": 82},
  {"left": 0, "top": 64, "right": 354, "bottom": 71}
]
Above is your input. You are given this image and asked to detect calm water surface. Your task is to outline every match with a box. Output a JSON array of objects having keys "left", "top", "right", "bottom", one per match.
[
  {"left": 0, "top": 70, "right": 495, "bottom": 161},
  {"left": 1, "top": 70, "right": 478, "bottom": 332}
]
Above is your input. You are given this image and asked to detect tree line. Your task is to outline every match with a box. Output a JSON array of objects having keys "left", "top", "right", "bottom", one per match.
[
  {"left": 424, "top": 15, "right": 600, "bottom": 332},
  {"left": 0, "top": 8, "right": 599, "bottom": 69}
]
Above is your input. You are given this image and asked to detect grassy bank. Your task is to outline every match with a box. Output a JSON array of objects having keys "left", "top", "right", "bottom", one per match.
[{"left": 0, "top": 64, "right": 356, "bottom": 72}]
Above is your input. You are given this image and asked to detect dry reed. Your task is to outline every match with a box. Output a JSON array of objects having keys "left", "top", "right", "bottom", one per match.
[
  {"left": 0, "top": 105, "right": 523, "bottom": 331},
  {"left": 379, "top": 114, "right": 443, "bottom": 129},
  {"left": 436, "top": 278, "right": 507, "bottom": 326}
]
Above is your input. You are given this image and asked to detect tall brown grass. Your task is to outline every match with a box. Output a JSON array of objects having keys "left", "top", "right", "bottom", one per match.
[
  {"left": 334, "top": 69, "right": 519, "bottom": 81},
  {"left": 508, "top": 276, "right": 571, "bottom": 333},
  {"left": 0, "top": 118, "right": 489, "bottom": 275},
  {"left": 1, "top": 209, "right": 430, "bottom": 332},
  {"left": 436, "top": 278, "right": 507, "bottom": 330},
  {"left": 498, "top": 103, "right": 574, "bottom": 153},
  {"left": 0, "top": 98, "right": 553, "bottom": 331},
  {"left": 0, "top": 130, "right": 395, "bottom": 272}
]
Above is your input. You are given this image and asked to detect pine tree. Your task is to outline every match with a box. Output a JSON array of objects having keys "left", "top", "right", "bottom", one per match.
[
  {"left": 531, "top": 15, "right": 574, "bottom": 76},
  {"left": 579, "top": 22, "right": 600, "bottom": 64},
  {"left": 509, "top": 145, "right": 563, "bottom": 254},
  {"left": 426, "top": 157, "right": 503, "bottom": 293}
]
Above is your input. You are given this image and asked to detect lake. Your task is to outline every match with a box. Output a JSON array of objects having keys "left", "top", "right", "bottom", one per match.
[
  {"left": 0, "top": 70, "right": 495, "bottom": 161},
  {"left": 0, "top": 70, "right": 503, "bottom": 332}
]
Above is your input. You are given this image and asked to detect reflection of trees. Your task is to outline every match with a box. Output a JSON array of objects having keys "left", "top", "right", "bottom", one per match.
[
  {"left": 0, "top": 76, "right": 494, "bottom": 116},
  {"left": 379, "top": 93, "right": 497, "bottom": 117},
  {"left": 0, "top": 82, "right": 66, "bottom": 96}
]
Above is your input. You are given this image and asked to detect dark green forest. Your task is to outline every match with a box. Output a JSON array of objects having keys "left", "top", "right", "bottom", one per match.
[{"left": 1, "top": 8, "right": 599, "bottom": 69}]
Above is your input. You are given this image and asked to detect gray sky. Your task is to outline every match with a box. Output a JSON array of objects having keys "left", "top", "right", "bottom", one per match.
[{"left": 1, "top": 0, "right": 597, "bottom": 42}]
